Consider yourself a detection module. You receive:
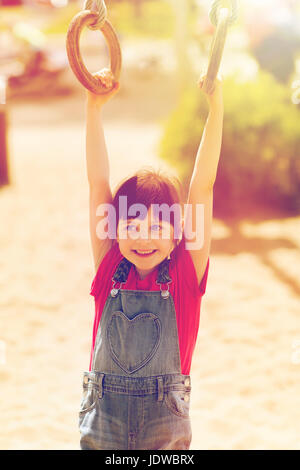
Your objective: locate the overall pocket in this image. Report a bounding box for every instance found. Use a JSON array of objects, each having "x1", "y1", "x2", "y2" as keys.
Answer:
[
  {"x1": 107, "y1": 311, "x2": 161, "y2": 374},
  {"x1": 79, "y1": 374, "x2": 99, "y2": 416},
  {"x1": 164, "y1": 389, "x2": 191, "y2": 419}
]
